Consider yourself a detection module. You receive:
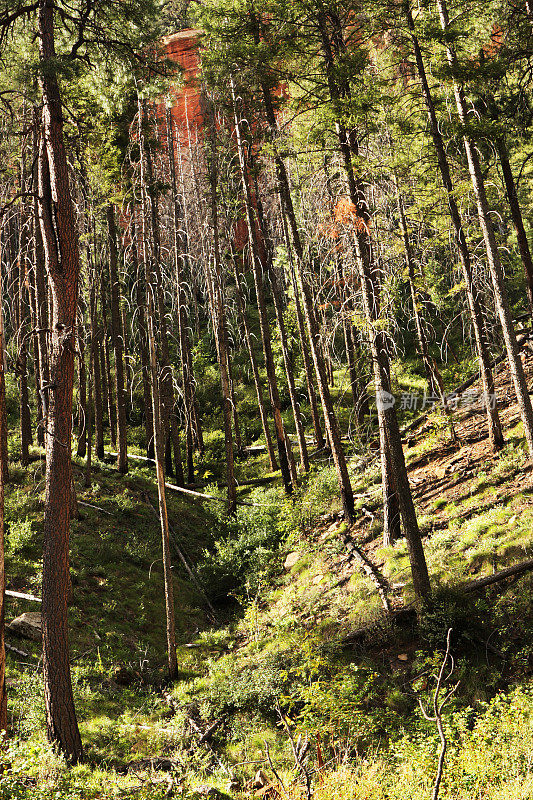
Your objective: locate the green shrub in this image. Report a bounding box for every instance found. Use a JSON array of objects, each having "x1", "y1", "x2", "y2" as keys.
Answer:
[
  {"x1": 418, "y1": 589, "x2": 486, "y2": 651},
  {"x1": 6, "y1": 518, "x2": 35, "y2": 554},
  {"x1": 198, "y1": 487, "x2": 284, "y2": 598}
]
